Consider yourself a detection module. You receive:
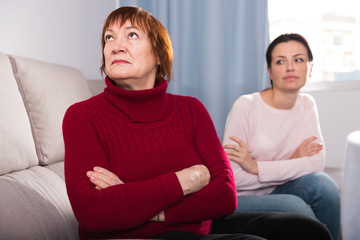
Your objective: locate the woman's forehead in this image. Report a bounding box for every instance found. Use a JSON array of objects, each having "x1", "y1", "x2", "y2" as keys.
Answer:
[
  {"x1": 272, "y1": 41, "x2": 307, "y2": 56},
  {"x1": 108, "y1": 17, "x2": 146, "y2": 32}
]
